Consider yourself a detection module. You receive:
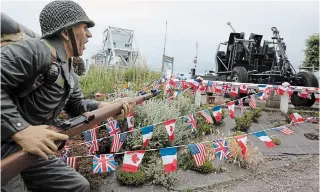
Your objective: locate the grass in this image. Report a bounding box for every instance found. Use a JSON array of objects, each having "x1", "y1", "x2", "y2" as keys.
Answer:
[{"x1": 79, "y1": 64, "x2": 162, "y2": 98}]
